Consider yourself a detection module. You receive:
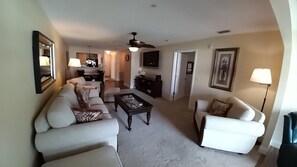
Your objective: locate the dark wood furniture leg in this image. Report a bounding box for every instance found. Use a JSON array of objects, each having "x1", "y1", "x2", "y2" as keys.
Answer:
[
  {"x1": 114, "y1": 101, "x2": 118, "y2": 112},
  {"x1": 146, "y1": 111, "x2": 151, "y2": 125},
  {"x1": 128, "y1": 115, "x2": 132, "y2": 131}
]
